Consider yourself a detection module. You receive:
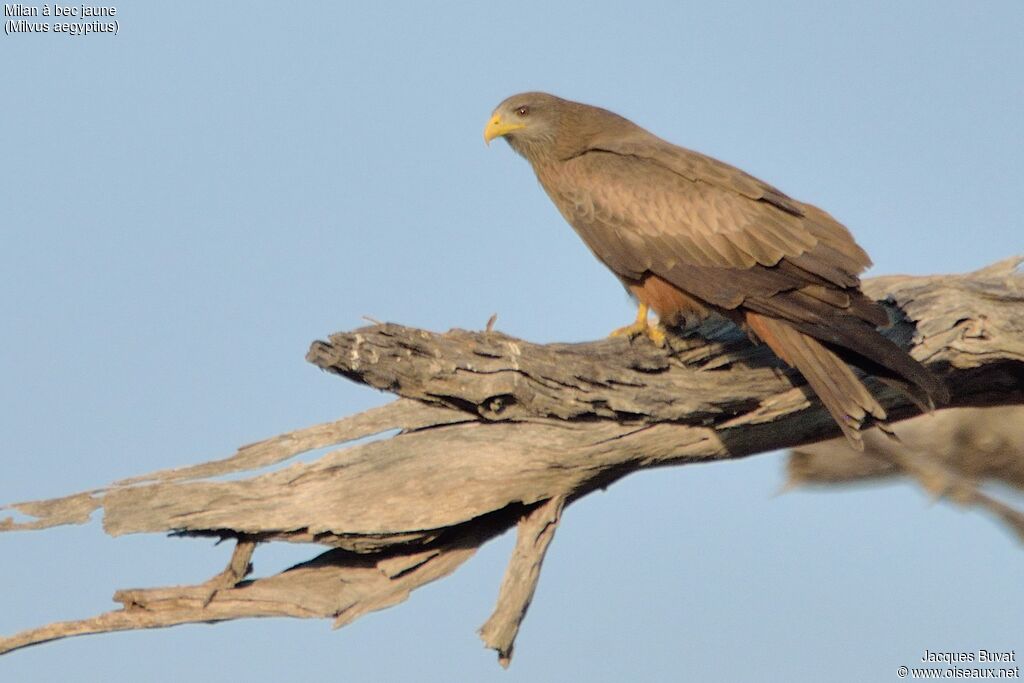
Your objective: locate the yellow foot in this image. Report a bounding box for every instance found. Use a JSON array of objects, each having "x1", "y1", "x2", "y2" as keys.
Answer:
[{"x1": 609, "y1": 303, "x2": 667, "y2": 347}]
